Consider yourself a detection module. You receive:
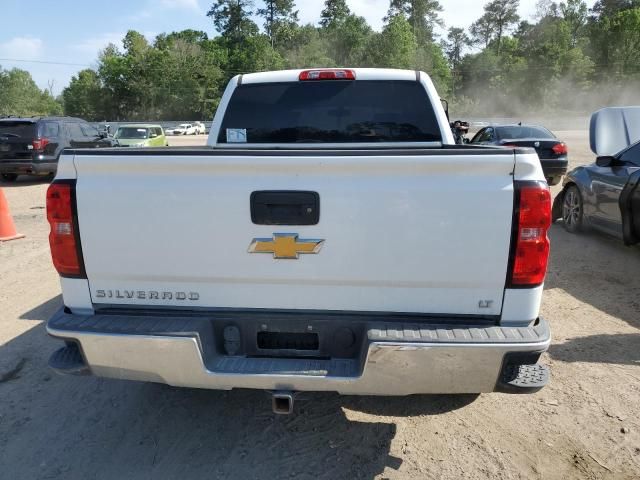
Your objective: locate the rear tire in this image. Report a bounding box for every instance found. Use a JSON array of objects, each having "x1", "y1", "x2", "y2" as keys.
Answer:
[
  {"x1": 562, "y1": 185, "x2": 584, "y2": 233},
  {"x1": 1, "y1": 173, "x2": 18, "y2": 182}
]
